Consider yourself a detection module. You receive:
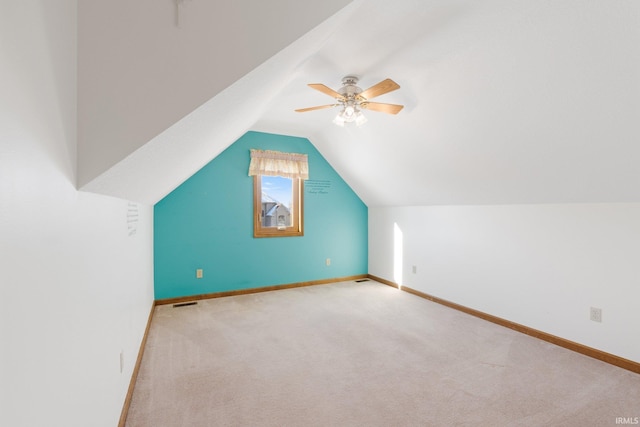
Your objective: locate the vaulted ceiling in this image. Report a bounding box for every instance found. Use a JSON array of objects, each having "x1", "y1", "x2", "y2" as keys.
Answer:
[{"x1": 78, "y1": 0, "x2": 640, "y2": 207}]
